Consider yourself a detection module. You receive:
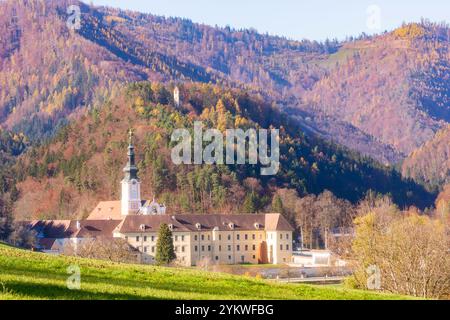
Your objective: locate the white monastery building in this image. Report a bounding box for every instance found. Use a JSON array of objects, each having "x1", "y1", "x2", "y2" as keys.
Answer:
[{"x1": 24, "y1": 132, "x2": 294, "y2": 266}]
